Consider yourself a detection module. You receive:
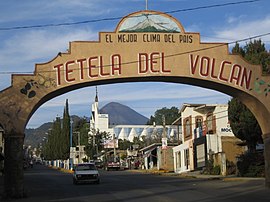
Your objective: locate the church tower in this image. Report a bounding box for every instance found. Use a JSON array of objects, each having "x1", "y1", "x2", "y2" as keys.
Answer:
[{"x1": 90, "y1": 86, "x2": 99, "y2": 131}]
